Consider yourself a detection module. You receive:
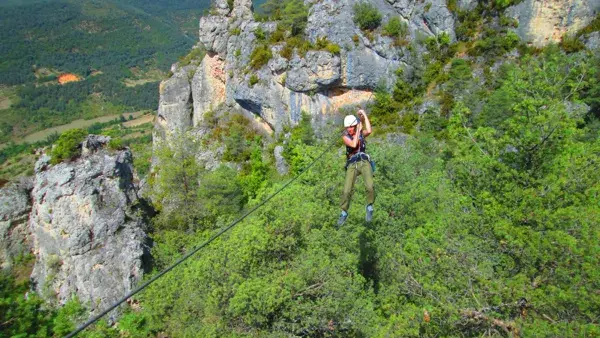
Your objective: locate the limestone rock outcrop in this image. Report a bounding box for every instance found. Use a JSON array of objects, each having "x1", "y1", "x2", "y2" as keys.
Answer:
[
  {"x1": 154, "y1": 0, "x2": 600, "y2": 170},
  {"x1": 507, "y1": 0, "x2": 600, "y2": 47},
  {"x1": 0, "y1": 179, "x2": 33, "y2": 269},
  {"x1": 155, "y1": 0, "x2": 455, "y2": 140},
  {"x1": 29, "y1": 135, "x2": 150, "y2": 316}
]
